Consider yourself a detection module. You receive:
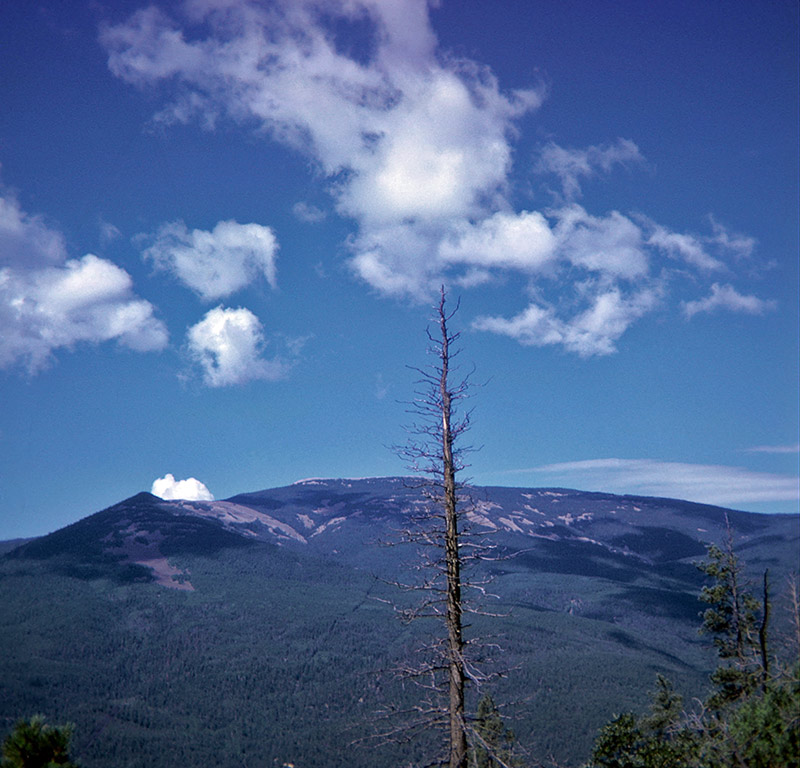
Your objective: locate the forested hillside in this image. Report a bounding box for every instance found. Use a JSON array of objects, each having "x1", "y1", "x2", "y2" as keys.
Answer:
[{"x1": 1, "y1": 479, "x2": 797, "y2": 766}]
